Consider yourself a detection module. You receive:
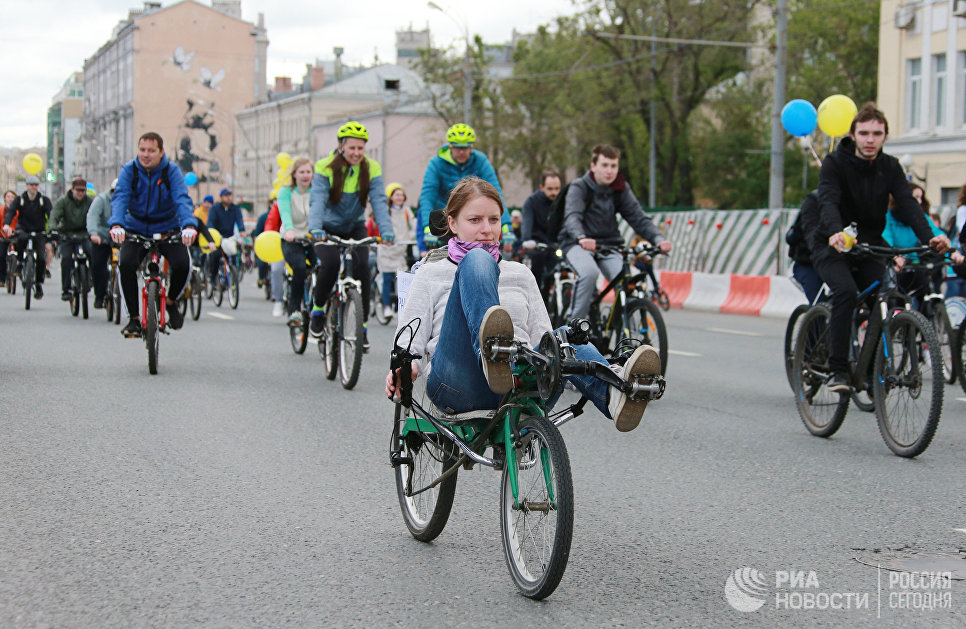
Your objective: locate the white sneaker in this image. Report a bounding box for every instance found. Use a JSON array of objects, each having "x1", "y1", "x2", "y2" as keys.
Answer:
[
  {"x1": 383, "y1": 305, "x2": 394, "y2": 319},
  {"x1": 479, "y1": 305, "x2": 514, "y2": 394},
  {"x1": 607, "y1": 345, "x2": 661, "y2": 432},
  {"x1": 272, "y1": 301, "x2": 284, "y2": 317}
]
